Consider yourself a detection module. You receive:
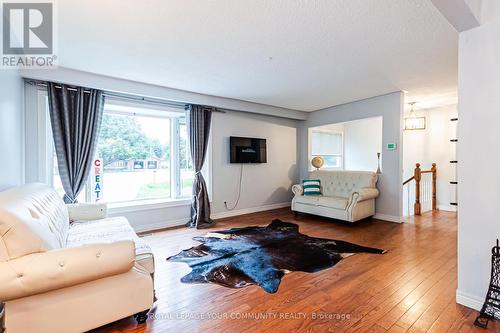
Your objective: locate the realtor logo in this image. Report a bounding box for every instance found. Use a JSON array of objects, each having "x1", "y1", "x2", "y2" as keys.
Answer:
[{"x1": 1, "y1": 1, "x2": 57, "y2": 68}]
